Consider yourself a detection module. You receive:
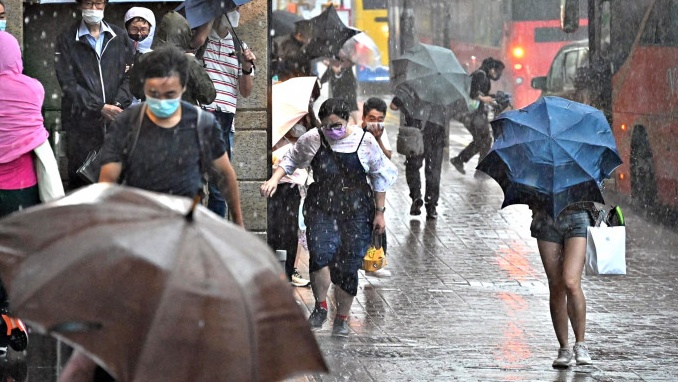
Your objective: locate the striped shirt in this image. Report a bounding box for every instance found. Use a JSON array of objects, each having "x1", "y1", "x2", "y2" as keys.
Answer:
[{"x1": 203, "y1": 30, "x2": 241, "y2": 113}]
